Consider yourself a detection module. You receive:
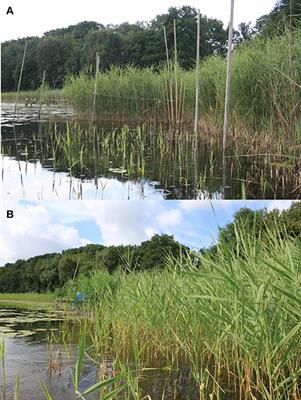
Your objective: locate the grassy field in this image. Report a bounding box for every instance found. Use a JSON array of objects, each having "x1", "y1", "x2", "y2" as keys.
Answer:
[
  {"x1": 64, "y1": 226, "x2": 301, "y2": 399},
  {"x1": 0, "y1": 292, "x2": 56, "y2": 304}
]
